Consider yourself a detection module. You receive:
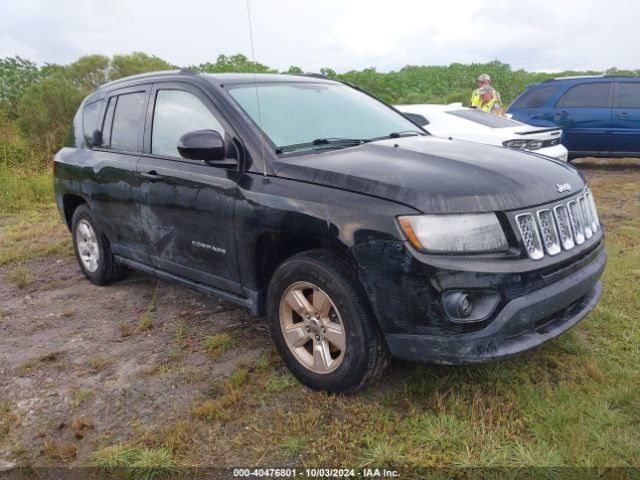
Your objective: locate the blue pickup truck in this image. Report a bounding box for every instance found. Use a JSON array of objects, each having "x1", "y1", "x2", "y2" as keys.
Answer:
[{"x1": 507, "y1": 76, "x2": 640, "y2": 160}]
